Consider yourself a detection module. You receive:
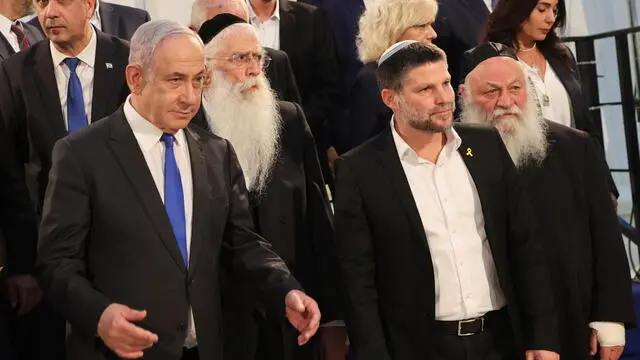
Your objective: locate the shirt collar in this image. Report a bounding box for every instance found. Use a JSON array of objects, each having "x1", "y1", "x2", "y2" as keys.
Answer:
[
  {"x1": 0, "y1": 14, "x2": 14, "y2": 42},
  {"x1": 247, "y1": 0, "x2": 281, "y2": 23},
  {"x1": 50, "y1": 25, "x2": 98, "y2": 69},
  {"x1": 124, "y1": 95, "x2": 187, "y2": 152},
  {"x1": 91, "y1": 0, "x2": 102, "y2": 30},
  {"x1": 390, "y1": 116, "x2": 462, "y2": 162}
]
